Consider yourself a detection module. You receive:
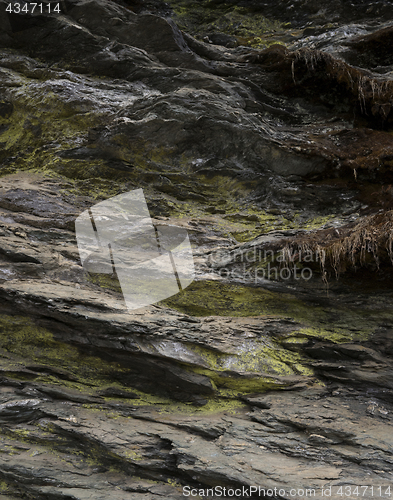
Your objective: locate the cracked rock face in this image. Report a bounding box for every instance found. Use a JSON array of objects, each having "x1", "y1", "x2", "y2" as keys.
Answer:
[{"x1": 0, "y1": 0, "x2": 393, "y2": 498}]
